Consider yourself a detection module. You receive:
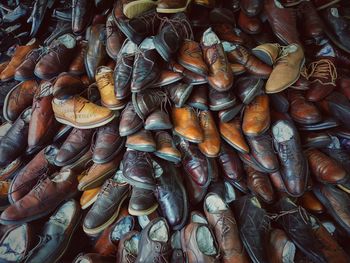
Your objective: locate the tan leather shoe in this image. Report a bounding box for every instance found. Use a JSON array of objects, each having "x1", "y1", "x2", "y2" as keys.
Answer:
[
  {"x1": 126, "y1": 129, "x2": 156, "y2": 152},
  {"x1": 157, "y1": 0, "x2": 192, "y2": 13},
  {"x1": 0, "y1": 61, "x2": 9, "y2": 74},
  {"x1": 266, "y1": 44, "x2": 305, "y2": 94},
  {"x1": 80, "y1": 186, "x2": 101, "y2": 210},
  {"x1": 243, "y1": 95, "x2": 270, "y2": 136},
  {"x1": 96, "y1": 66, "x2": 126, "y2": 110},
  {"x1": 154, "y1": 131, "x2": 181, "y2": 163},
  {"x1": 199, "y1": 111, "x2": 221, "y2": 157},
  {"x1": 52, "y1": 96, "x2": 115, "y2": 129},
  {"x1": 219, "y1": 118, "x2": 249, "y2": 154},
  {"x1": 172, "y1": 106, "x2": 204, "y2": 143},
  {"x1": 0, "y1": 39, "x2": 39, "y2": 81},
  {"x1": 252, "y1": 43, "x2": 280, "y2": 66}
]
